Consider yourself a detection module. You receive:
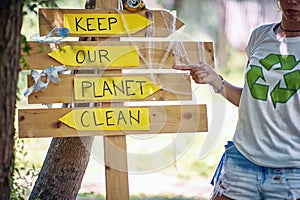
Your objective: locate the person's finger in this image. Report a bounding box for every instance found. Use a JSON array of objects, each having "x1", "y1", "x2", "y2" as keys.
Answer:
[{"x1": 199, "y1": 72, "x2": 207, "y2": 79}]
